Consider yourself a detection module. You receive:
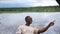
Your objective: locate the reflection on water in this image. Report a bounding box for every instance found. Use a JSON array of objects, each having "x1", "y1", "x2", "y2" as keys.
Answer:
[{"x1": 0, "y1": 13, "x2": 60, "y2": 34}]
